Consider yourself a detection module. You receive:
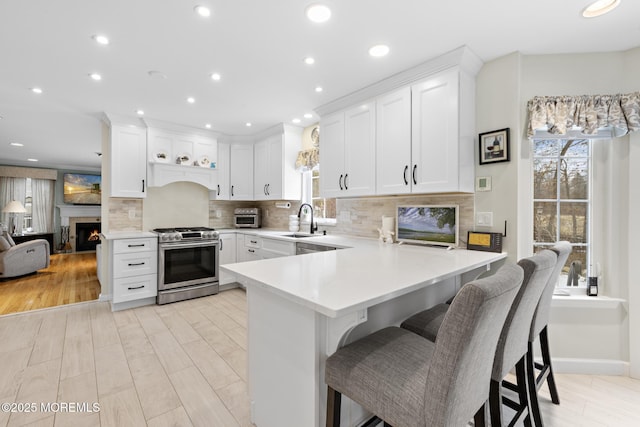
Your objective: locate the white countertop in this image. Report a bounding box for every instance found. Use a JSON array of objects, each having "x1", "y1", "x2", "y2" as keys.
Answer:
[
  {"x1": 222, "y1": 234, "x2": 507, "y2": 317},
  {"x1": 100, "y1": 231, "x2": 157, "y2": 240}
]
